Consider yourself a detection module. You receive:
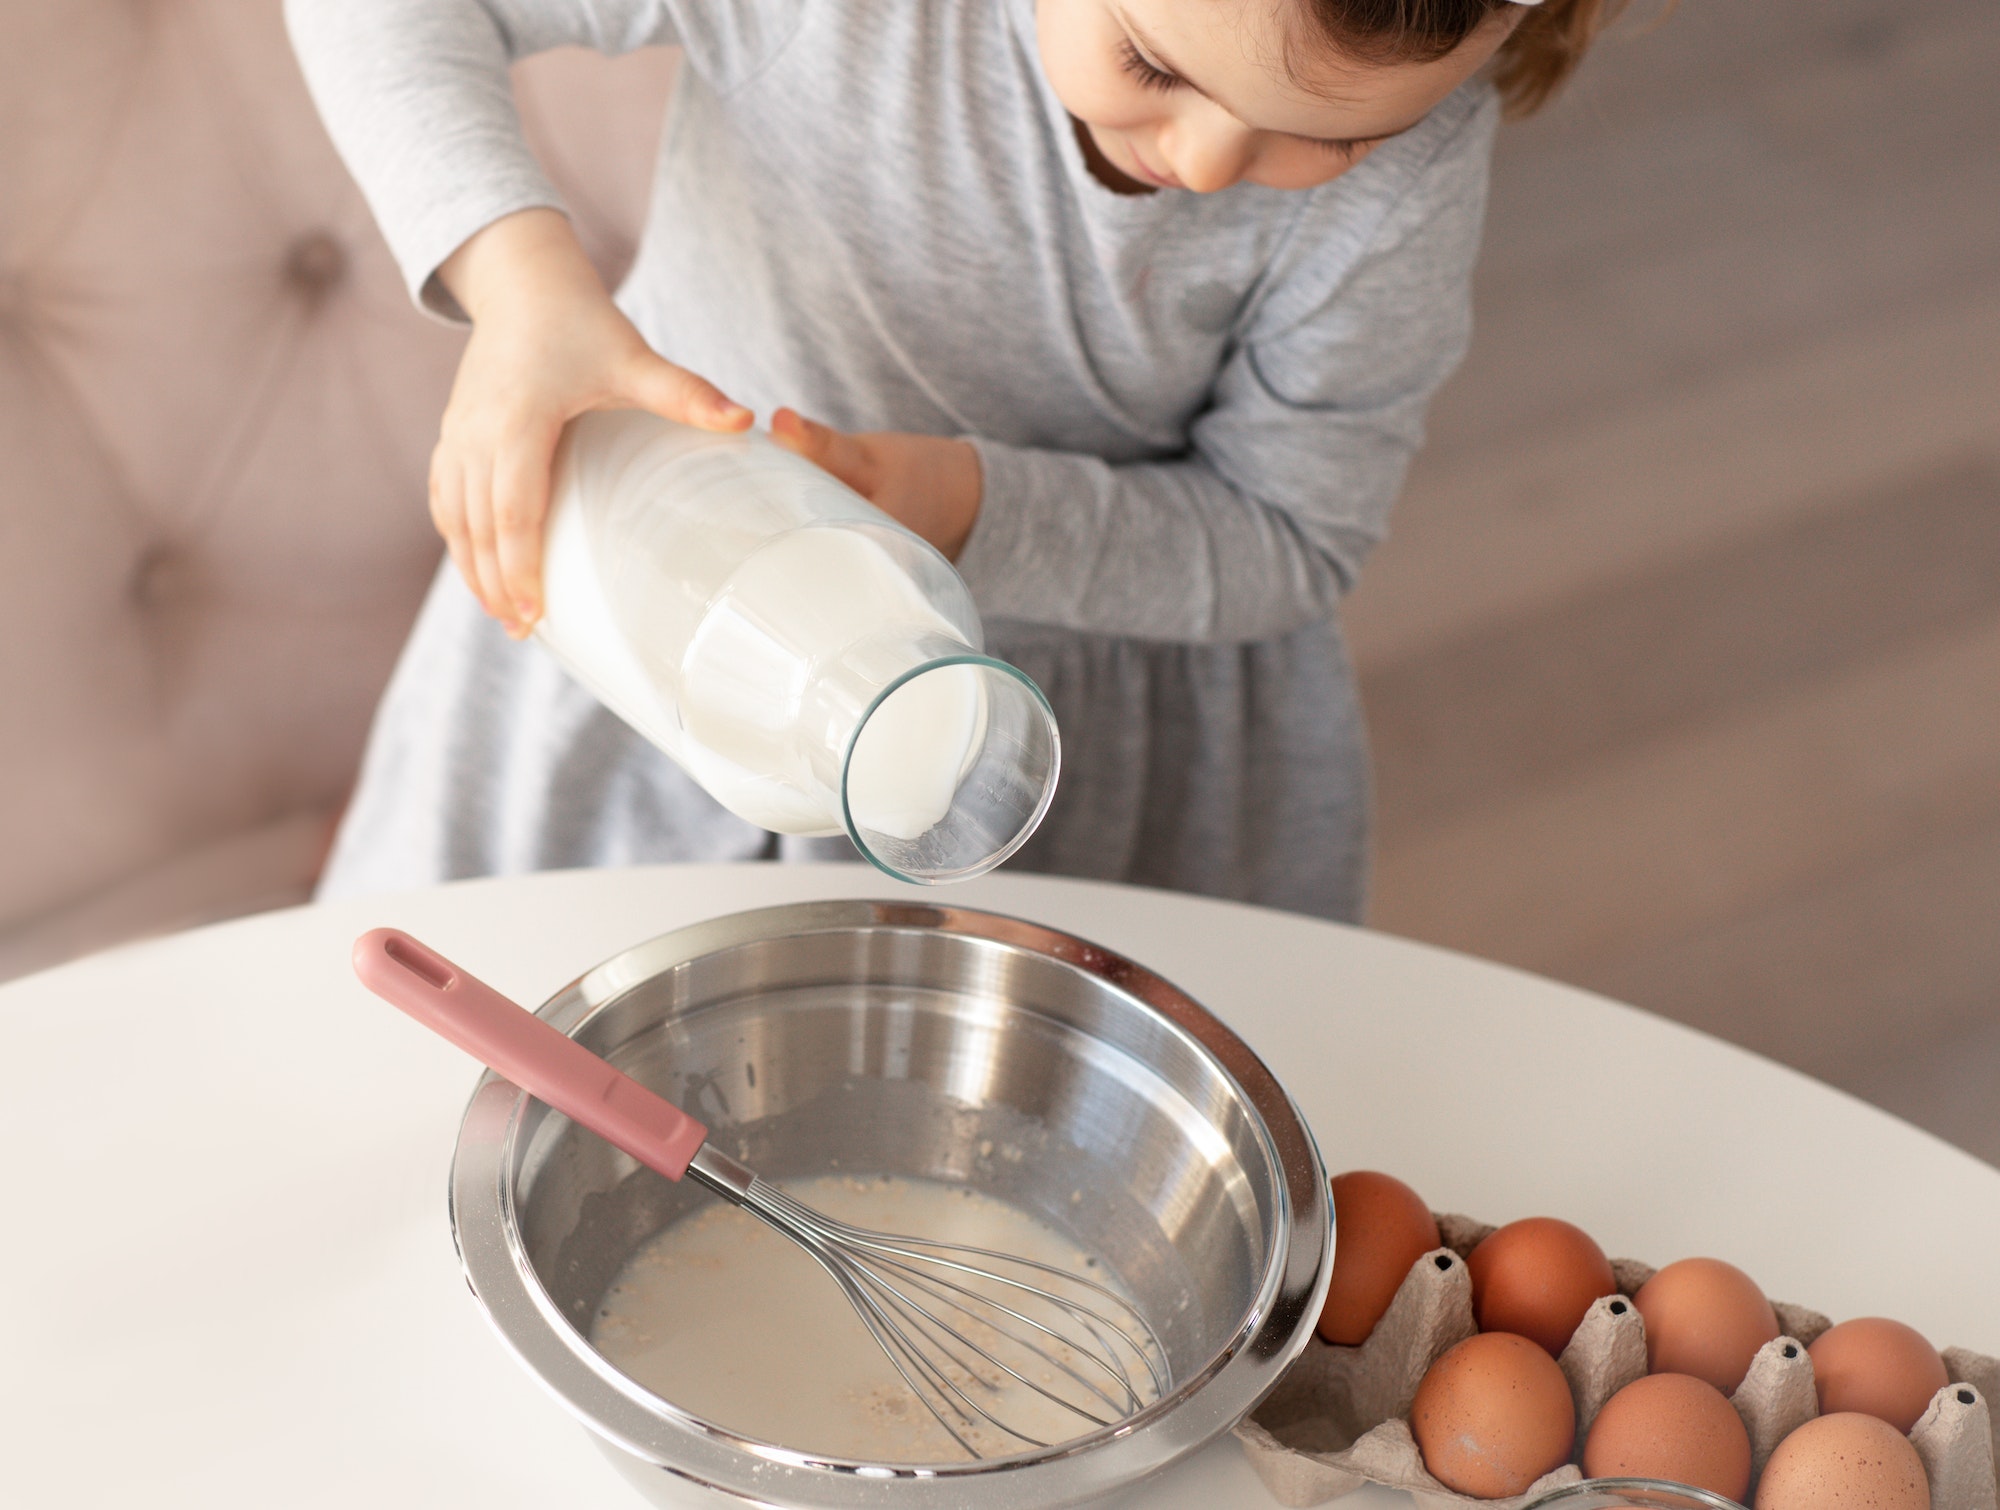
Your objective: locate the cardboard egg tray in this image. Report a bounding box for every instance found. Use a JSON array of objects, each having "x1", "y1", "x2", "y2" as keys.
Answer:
[{"x1": 1234, "y1": 1213, "x2": 2000, "y2": 1509}]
